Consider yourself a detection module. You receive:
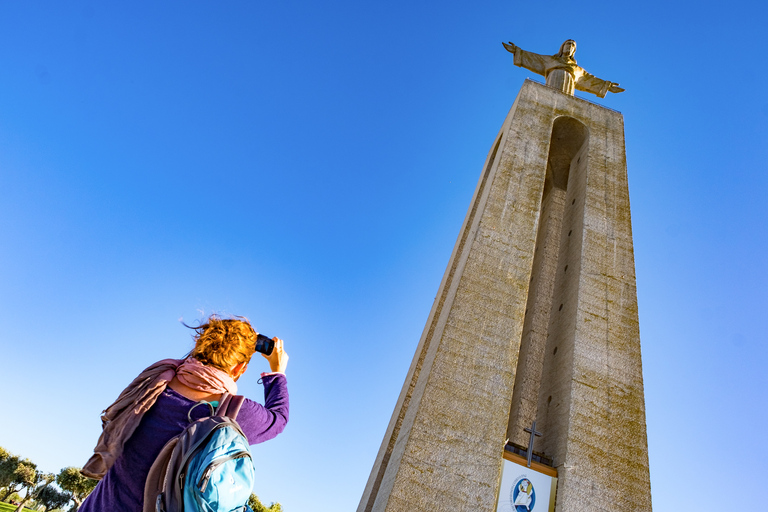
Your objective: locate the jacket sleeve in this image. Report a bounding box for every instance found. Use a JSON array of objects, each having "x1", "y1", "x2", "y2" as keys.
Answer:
[{"x1": 237, "y1": 374, "x2": 289, "y2": 444}]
